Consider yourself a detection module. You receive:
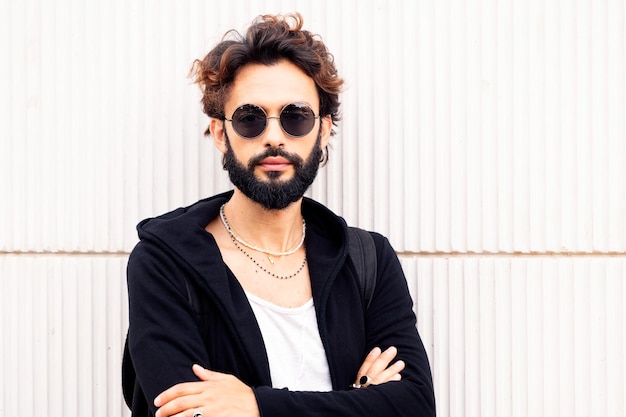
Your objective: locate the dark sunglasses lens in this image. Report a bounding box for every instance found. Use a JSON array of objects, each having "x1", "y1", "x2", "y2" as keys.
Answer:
[
  {"x1": 280, "y1": 104, "x2": 316, "y2": 137},
  {"x1": 231, "y1": 105, "x2": 266, "y2": 138}
]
